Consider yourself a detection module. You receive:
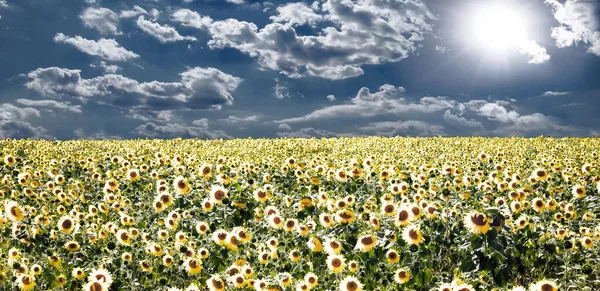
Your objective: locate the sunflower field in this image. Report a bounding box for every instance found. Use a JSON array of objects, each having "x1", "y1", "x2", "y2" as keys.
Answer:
[{"x1": 1, "y1": 137, "x2": 600, "y2": 291}]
